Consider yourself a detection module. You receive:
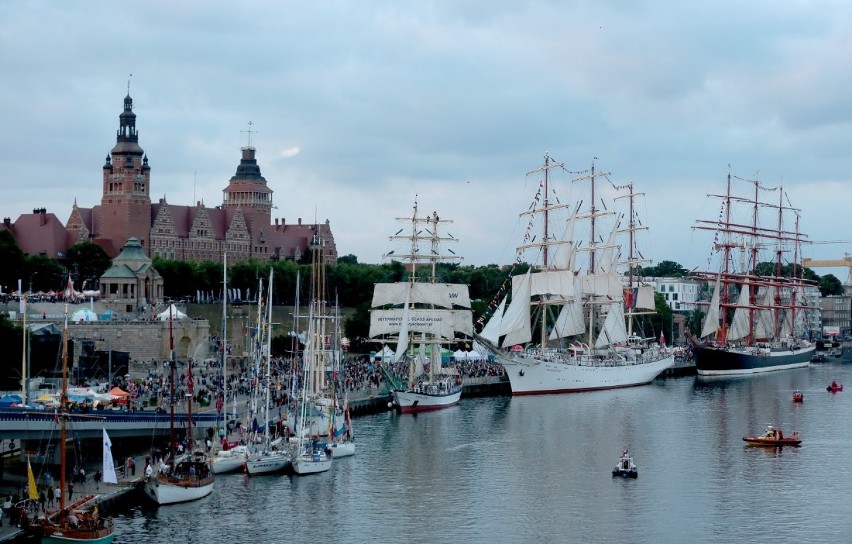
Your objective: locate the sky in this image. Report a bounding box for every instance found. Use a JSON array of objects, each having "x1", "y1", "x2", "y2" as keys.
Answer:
[{"x1": 2, "y1": 1, "x2": 852, "y2": 281}]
